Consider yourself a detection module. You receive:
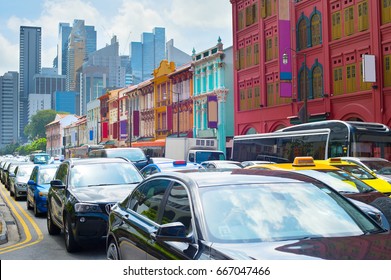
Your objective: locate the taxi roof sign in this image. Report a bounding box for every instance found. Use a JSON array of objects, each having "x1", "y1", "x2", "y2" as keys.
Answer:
[
  {"x1": 328, "y1": 158, "x2": 342, "y2": 163},
  {"x1": 292, "y1": 157, "x2": 316, "y2": 166}
]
